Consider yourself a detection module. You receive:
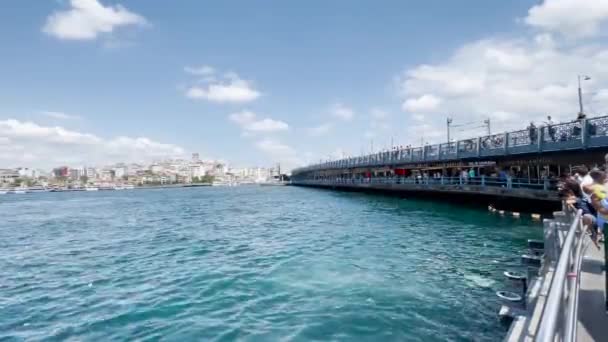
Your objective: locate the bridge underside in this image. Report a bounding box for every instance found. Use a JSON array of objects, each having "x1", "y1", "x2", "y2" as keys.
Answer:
[{"x1": 294, "y1": 181, "x2": 560, "y2": 214}]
